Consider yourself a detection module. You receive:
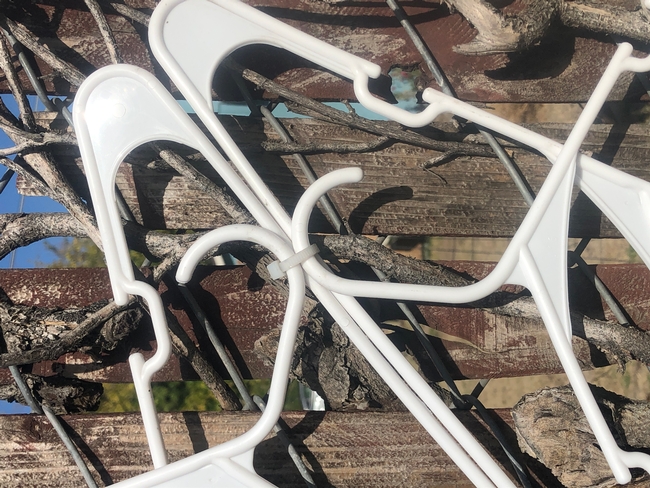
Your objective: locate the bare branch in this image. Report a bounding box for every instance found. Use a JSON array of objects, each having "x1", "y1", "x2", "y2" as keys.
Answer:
[
  {"x1": 20, "y1": 151, "x2": 101, "y2": 245},
  {"x1": 0, "y1": 131, "x2": 77, "y2": 157},
  {"x1": 0, "y1": 16, "x2": 86, "y2": 86},
  {"x1": 574, "y1": 312, "x2": 650, "y2": 368},
  {"x1": 0, "y1": 92, "x2": 19, "y2": 127},
  {"x1": 0, "y1": 267, "x2": 239, "y2": 411},
  {"x1": 152, "y1": 143, "x2": 255, "y2": 226},
  {"x1": 262, "y1": 136, "x2": 390, "y2": 154},
  {"x1": 0, "y1": 213, "x2": 86, "y2": 261},
  {"x1": 0, "y1": 32, "x2": 36, "y2": 130},
  {"x1": 0, "y1": 117, "x2": 39, "y2": 142},
  {"x1": 448, "y1": 0, "x2": 561, "y2": 55},
  {"x1": 319, "y1": 234, "x2": 469, "y2": 287},
  {"x1": 560, "y1": 0, "x2": 650, "y2": 44},
  {"x1": 0, "y1": 298, "x2": 139, "y2": 368},
  {"x1": 0, "y1": 374, "x2": 103, "y2": 414},
  {"x1": 448, "y1": 0, "x2": 650, "y2": 56},
  {"x1": 513, "y1": 386, "x2": 650, "y2": 487},
  {"x1": 227, "y1": 60, "x2": 497, "y2": 159},
  {"x1": 0, "y1": 212, "x2": 208, "y2": 266},
  {"x1": 318, "y1": 234, "x2": 650, "y2": 370},
  {"x1": 83, "y1": 0, "x2": 122, "y2": 64},
  {"x1": 0, "y1": 155, "x2": 51, "y2": 197},
  {"x1": 164, "y1": 308, "x2": 241, "y2": 410},
  {"x1": 109, "y1": 3, "x2": 151, "y2": 26},
  {"x1": 0, "y1": 265, "x2": 240, "y2": 412}
]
